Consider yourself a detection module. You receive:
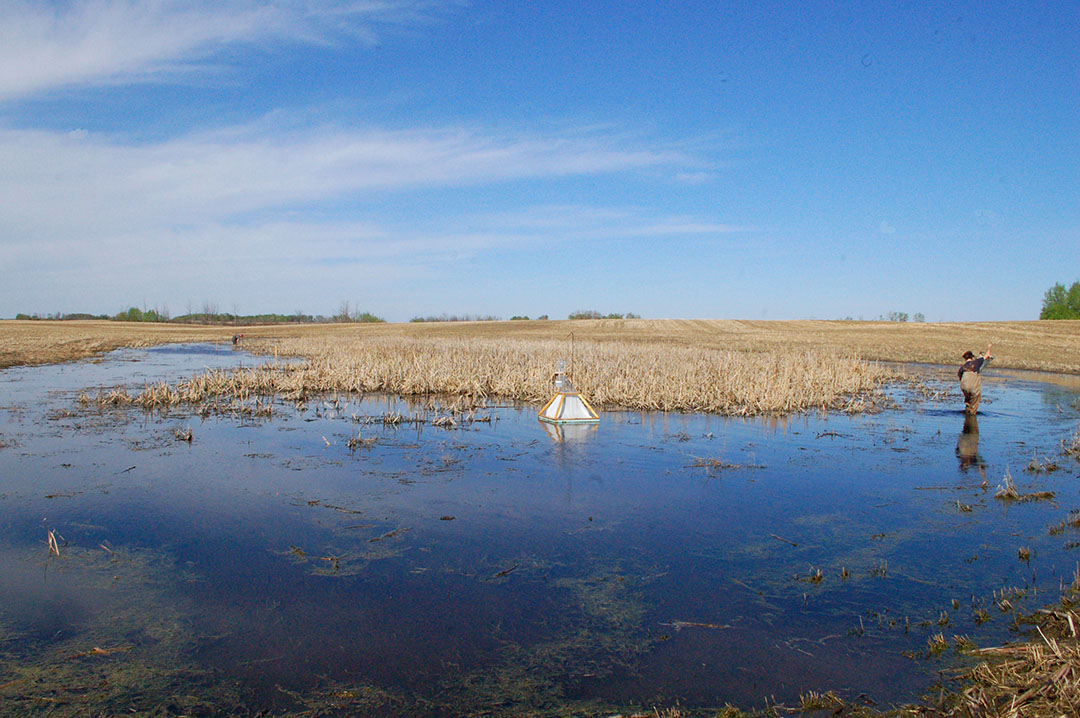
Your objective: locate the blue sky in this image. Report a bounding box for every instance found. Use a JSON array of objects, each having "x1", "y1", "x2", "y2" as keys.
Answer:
[{"x1": 1, "y1": 0, "x2": 1076, "y2": 322}]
